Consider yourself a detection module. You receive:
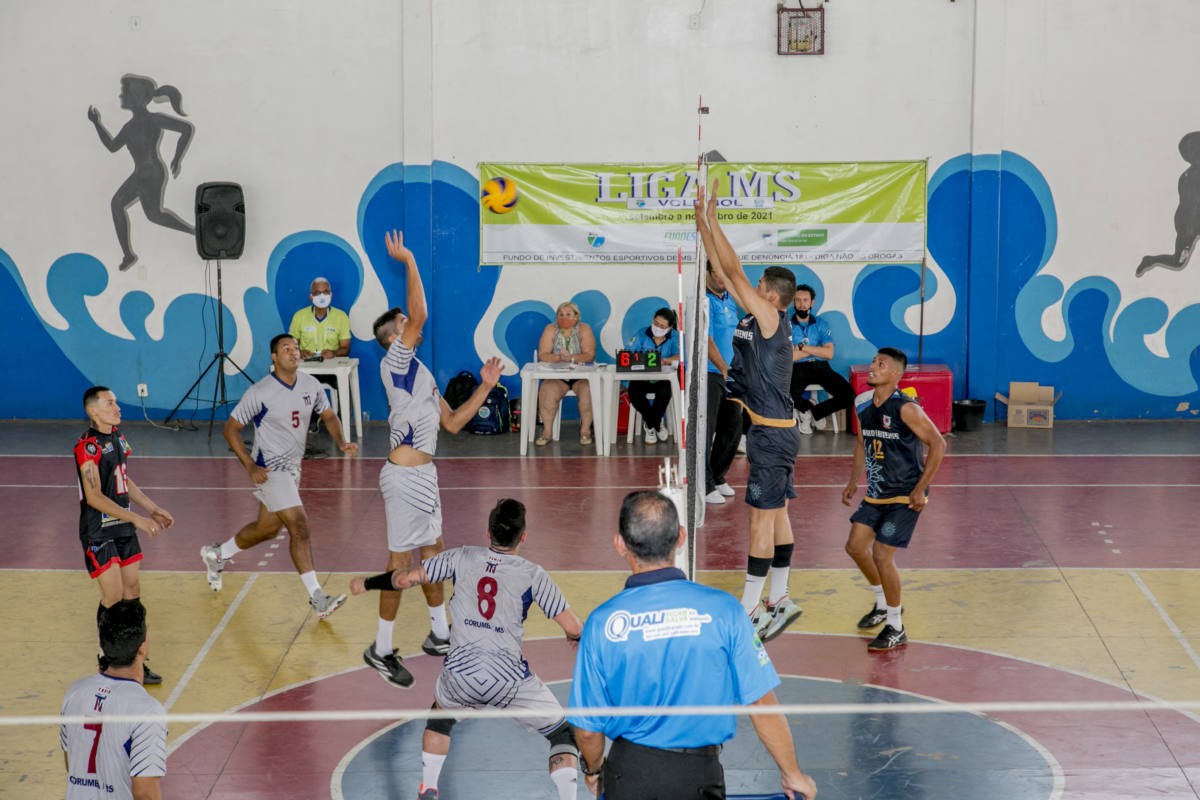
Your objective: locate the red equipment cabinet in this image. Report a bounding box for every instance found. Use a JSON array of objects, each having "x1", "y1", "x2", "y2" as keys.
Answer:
[{"x1": 849, "y1": 363, "x2": 953, "y2": 434}]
